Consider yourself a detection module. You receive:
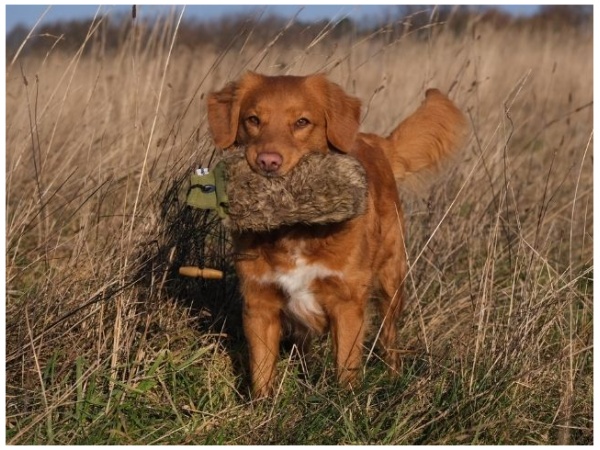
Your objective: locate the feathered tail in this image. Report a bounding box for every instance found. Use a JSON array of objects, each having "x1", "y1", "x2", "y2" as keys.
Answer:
[{"x1": 384, "y1": 88, "x2": 468, "y2": 180}]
